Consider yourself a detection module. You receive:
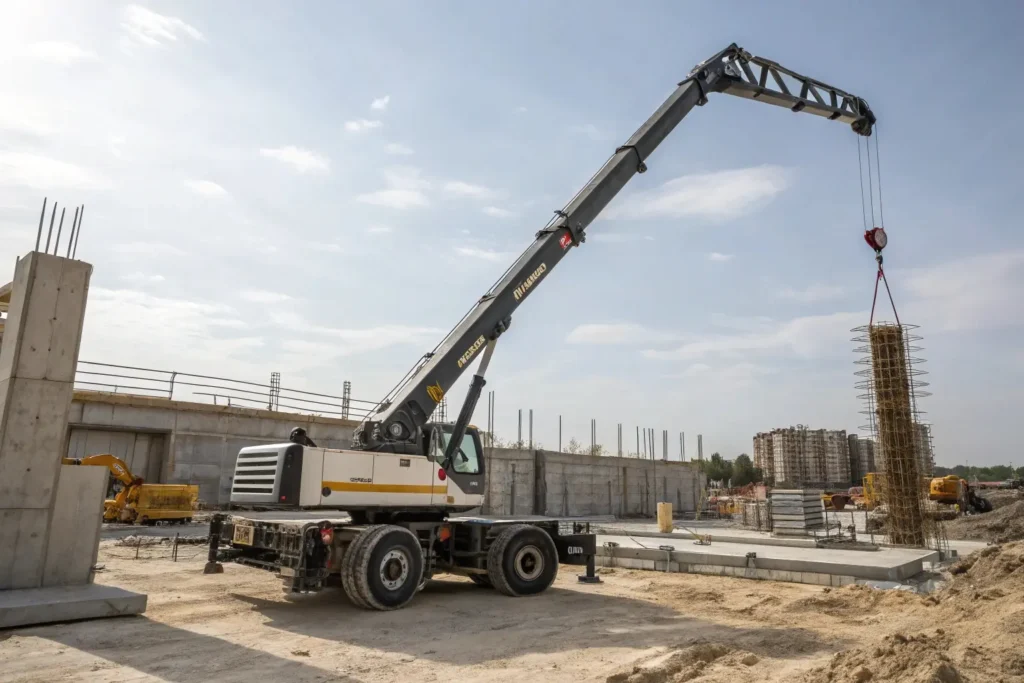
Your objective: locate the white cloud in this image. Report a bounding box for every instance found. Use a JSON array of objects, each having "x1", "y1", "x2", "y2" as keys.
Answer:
[
  {"x1": 567, "y1": 323, "x2": 678, "y2": 345},
  {"x1": 240, "y1": 290, "x2": 292, "y2": 304},
  {"x1": 370, "y1": 95, "x2": 390, "y2": 111},
  {"x1": 643, "y1": 311, "x2": 865, "y2": 362},
  {"x1": 80, "y1": 289, "x2": 260, "y2": 378},
  {"x1": 0, "y1": 151, "x2": 111, "y2": 190},
  {"x1": 482, "y1": 206, "x2": 515, "y2": 219},
  {"x1": 707, "y1": 252, "x2": 734, "y2": 262},
  {"x1": 184, "y1": 179, "x2": 227, "y2": 197},
  {"x1": 569, "y1": 123, "x2": 606, "y2": 141},
  {"x1": 443, "y1": 180, "x2": 500, "y2": 200},
  {"x1": 344, "y1": 119, "x2": 383, "y2": 133},
  {"x1": 516, "y1": 106, "x2": 528, "y2": 113},
  {"x1": 456, "y1": 246, "x2": 510, "y2": 262},
  {"x1": 19, "y1": 41, "x2": 97, "y2": 65},
  {"x1": 113, "y1": 242, "x2": 186, "y2": 257},
  {"x1": 311, "y1": 242, "x2": 344, "y2": 253},
  {"x1": 280, "y1": 323, "x2": 443, "y2": 359},
  {"x1": 606, "y1": 165, "x2": 790, "y2": 221},
  {"x1": 259, "y1": 146, "x2": 330, "y2": 173},
  {"x1": 674, "y1": 362, "x2": 777, "y2": 388},
  {"x1": 367, "y1": 225, "x2": 393, "y2": 234},
  {"x1": 357, "y1": 166, "x2": 430, "y2": 209},
  {"x1": 119, "y1": 273, "x2": 165, "y2": 284},
  {"x1": 778, "y1": 283, "x2": 846, "y2": 303},
  {"x1": 121, "y1": 5, "x2": 203, "y2": 47},
  {"x1": 900, "y1": 250, "x2": 1024, "y2": 332},
  {"x1": 384, "y1": 143, "x2": 414, "y2": 155}
]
